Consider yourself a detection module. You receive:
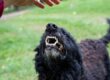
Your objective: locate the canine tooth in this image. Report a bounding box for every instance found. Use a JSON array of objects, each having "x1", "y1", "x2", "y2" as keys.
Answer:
[{"x1": 45, "y1": 36, "x2": 58, "y2": 46}]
